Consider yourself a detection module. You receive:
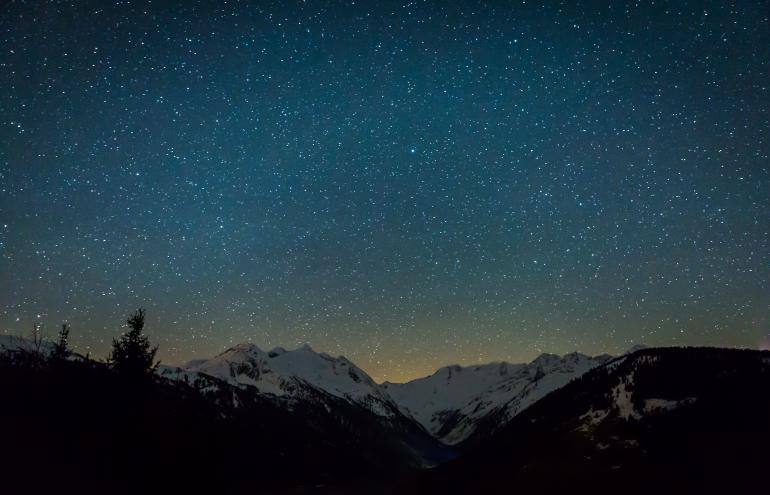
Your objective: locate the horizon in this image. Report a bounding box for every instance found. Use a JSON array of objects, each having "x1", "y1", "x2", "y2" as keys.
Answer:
[{"x1": 1, "y1": 329, "x2": 763, "y2": 383}]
